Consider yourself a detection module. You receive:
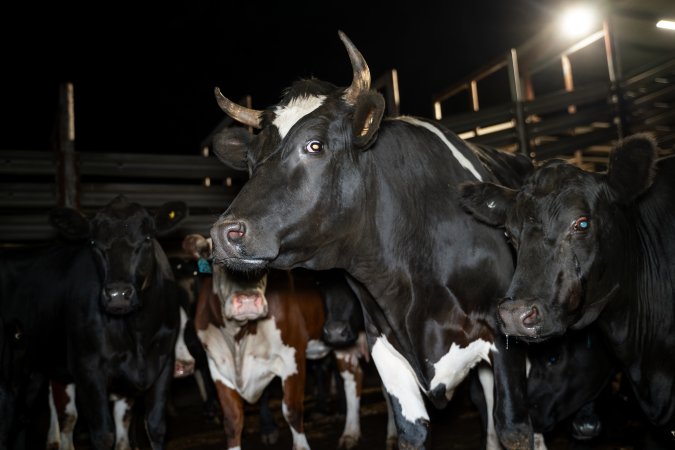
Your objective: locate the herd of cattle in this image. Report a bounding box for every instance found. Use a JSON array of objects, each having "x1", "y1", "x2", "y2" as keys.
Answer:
[{"x1": 1, "y1": 31, "x2": 674, "y2": 450}]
